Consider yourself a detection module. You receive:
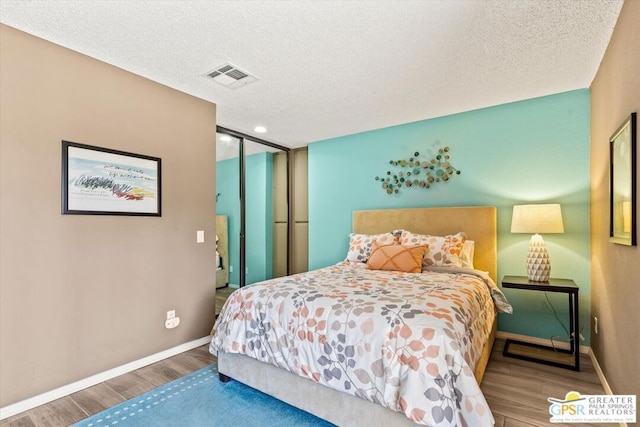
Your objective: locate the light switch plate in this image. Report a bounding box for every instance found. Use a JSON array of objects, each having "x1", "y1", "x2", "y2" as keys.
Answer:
[{"x1": 196, "y1": 230, "x2": 205, "y2": 243}]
